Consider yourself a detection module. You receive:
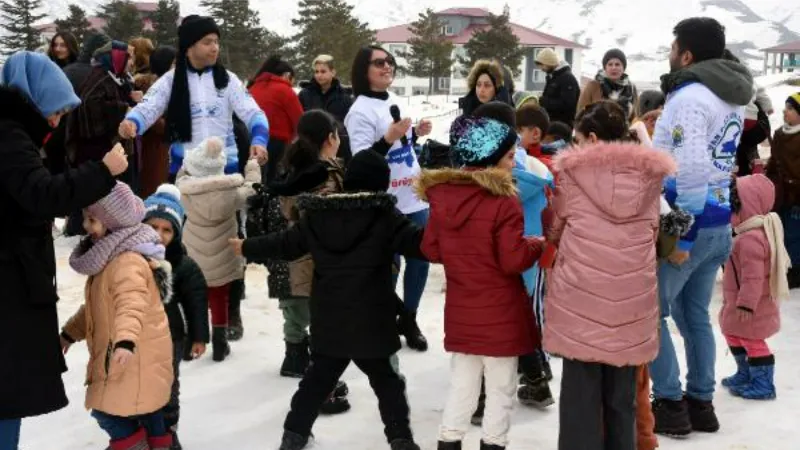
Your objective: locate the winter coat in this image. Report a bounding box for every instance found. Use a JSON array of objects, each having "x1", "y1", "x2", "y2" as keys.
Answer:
[
  {"x1": 0, "y1": 87, "x2": 116, "y2": 420},
  {"x1": 514, "y1": 156, "x2": 555, "y2": 296},
  {"x1": 459, "y1": 59, "x2": 514, "y2": 117},
  {"x1": 720, "y1": 176, "x2": 781, "y2": 341},
  {"x1": 62, "y1": 252, "x2": 173, "y2": 417},
  {"x1": 66, "y1": 67, "x2": 130, "y2": 166},
  {"x1": 578, "y1": 72, "x2": 639, "y2": 120},
  {"x1": 63, "y1": 34, "x2": 111, "y2": 94},
  {"x1": 164, "y1": 235, "x2": 209, "y2": 344},
  {"x1": 539, "y1": 64, "x2": 580, "y2": 127},
  {"x1": 545, "y1": 143, "x2": 675, "y2": 367},
  {"x1": 272, "y1": 160, "x2": 345, "y2": 297},
  {"x1": 766, "y1": 126, "x2": 800, "y2": 209},
  {"x1": 134, "y1": 73, "x2": 170, "y2": 198},
  {"x1": 415, "y1": 168, "x2": 543, "y2": 357},
  {"x1": 177, "y1": 161, "x2": 260, "y2": 287},
  {"x1": 241, "y1": 192, "x2": 424, "y2": 359},
  {"x1": 249, "y1": 72, "x2": 304, "y2": 143},
  {"x1": 298, "y1": 79, "x2": 354, "y2": 161}
]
